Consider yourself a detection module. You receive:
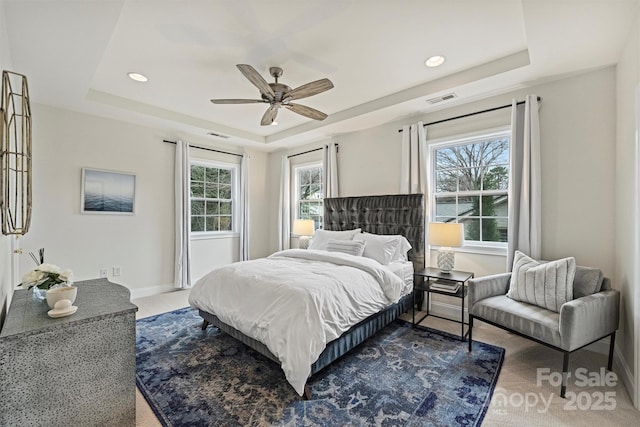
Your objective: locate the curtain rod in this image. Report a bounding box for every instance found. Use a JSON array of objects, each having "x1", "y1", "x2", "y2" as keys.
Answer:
[
  {"x1": 163, "y1": 139, "x2": 243, "y2": 157},
  {"x1": 397, "y1": 96, "x2": 542, "y2": 132},
  {"x1": 287, "y1": 143, "x2": 339, "y2": 158}
]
